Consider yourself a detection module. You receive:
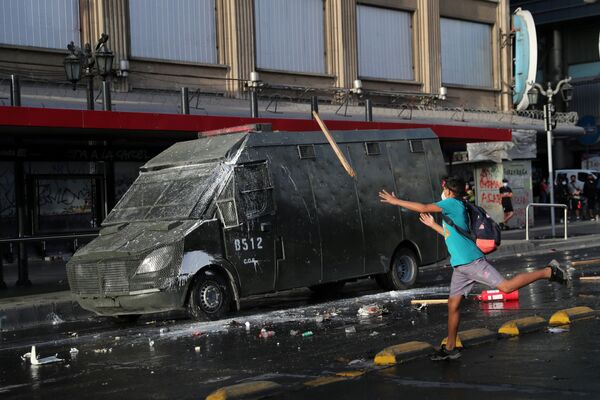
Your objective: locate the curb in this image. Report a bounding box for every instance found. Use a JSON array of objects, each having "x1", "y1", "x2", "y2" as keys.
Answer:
[
  {"x1": 549, "y1": 306, "x2": 596, "y2": 326},
  {"x1": 374, "y1": 341, "x2": 434, "y2": 366},
  {"x1": 0, "y1": 295, "x2": 92, "y2": 332},
  {"x1": 498, "y1": 316, "x2": 547, "y2": 336},
  {"x1": 205, "y1": 381, "x2": 281, "y2": 400},
  {"x1": 303, "y1": 371, "x2": 365, "y2": 388},
  {"x1": 441, "y1": 328, "x2": 497, "y2": 349}
]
